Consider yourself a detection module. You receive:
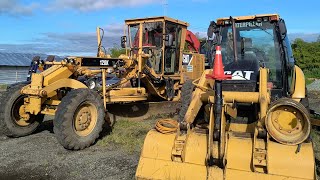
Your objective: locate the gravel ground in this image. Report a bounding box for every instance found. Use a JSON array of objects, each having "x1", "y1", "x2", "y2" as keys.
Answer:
[
  {"x1": 0, "y1": 119, "x2": 139, "y2": 180},
  {"x1": 0, "y1": 88, "x2": 319, "y2": 180},
  {"x1": 309, "y1": 91, "x2": 320, "y2": 113},
  {"x1": 308, "y1": 79, "x2": 320, "y2": 91}
]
